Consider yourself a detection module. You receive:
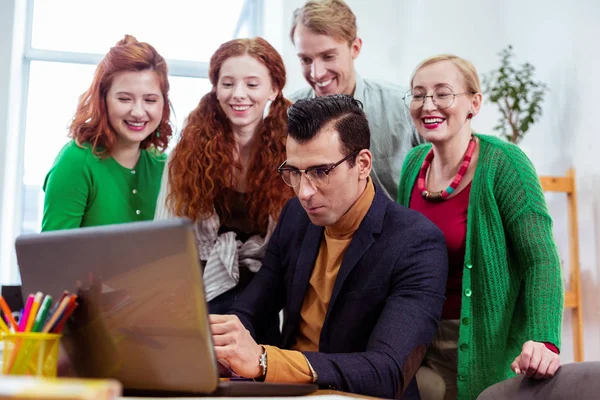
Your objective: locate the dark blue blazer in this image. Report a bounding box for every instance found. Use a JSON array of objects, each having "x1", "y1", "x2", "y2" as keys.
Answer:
[{"x1": 231, "y1": 184, "x2": 448, "y2": 399}]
